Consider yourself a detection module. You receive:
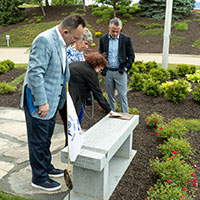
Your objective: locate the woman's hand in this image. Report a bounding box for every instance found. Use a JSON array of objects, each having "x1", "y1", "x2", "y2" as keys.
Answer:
[{"x1": 109, "y1": 110, "x2": 123, "y2": 117}]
